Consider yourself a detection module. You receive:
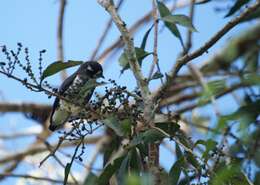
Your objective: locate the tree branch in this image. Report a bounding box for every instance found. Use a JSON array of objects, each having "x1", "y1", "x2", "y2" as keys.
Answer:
[
  {"x1": 57, "y1": 0, "x2": 67, "y2": 80},
  {"x1": 153, "y1": 1, "x2": 260, "y2": 100},
  {"x1": 0, "y1": 173, "x2": 71, "y2": 184}
]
